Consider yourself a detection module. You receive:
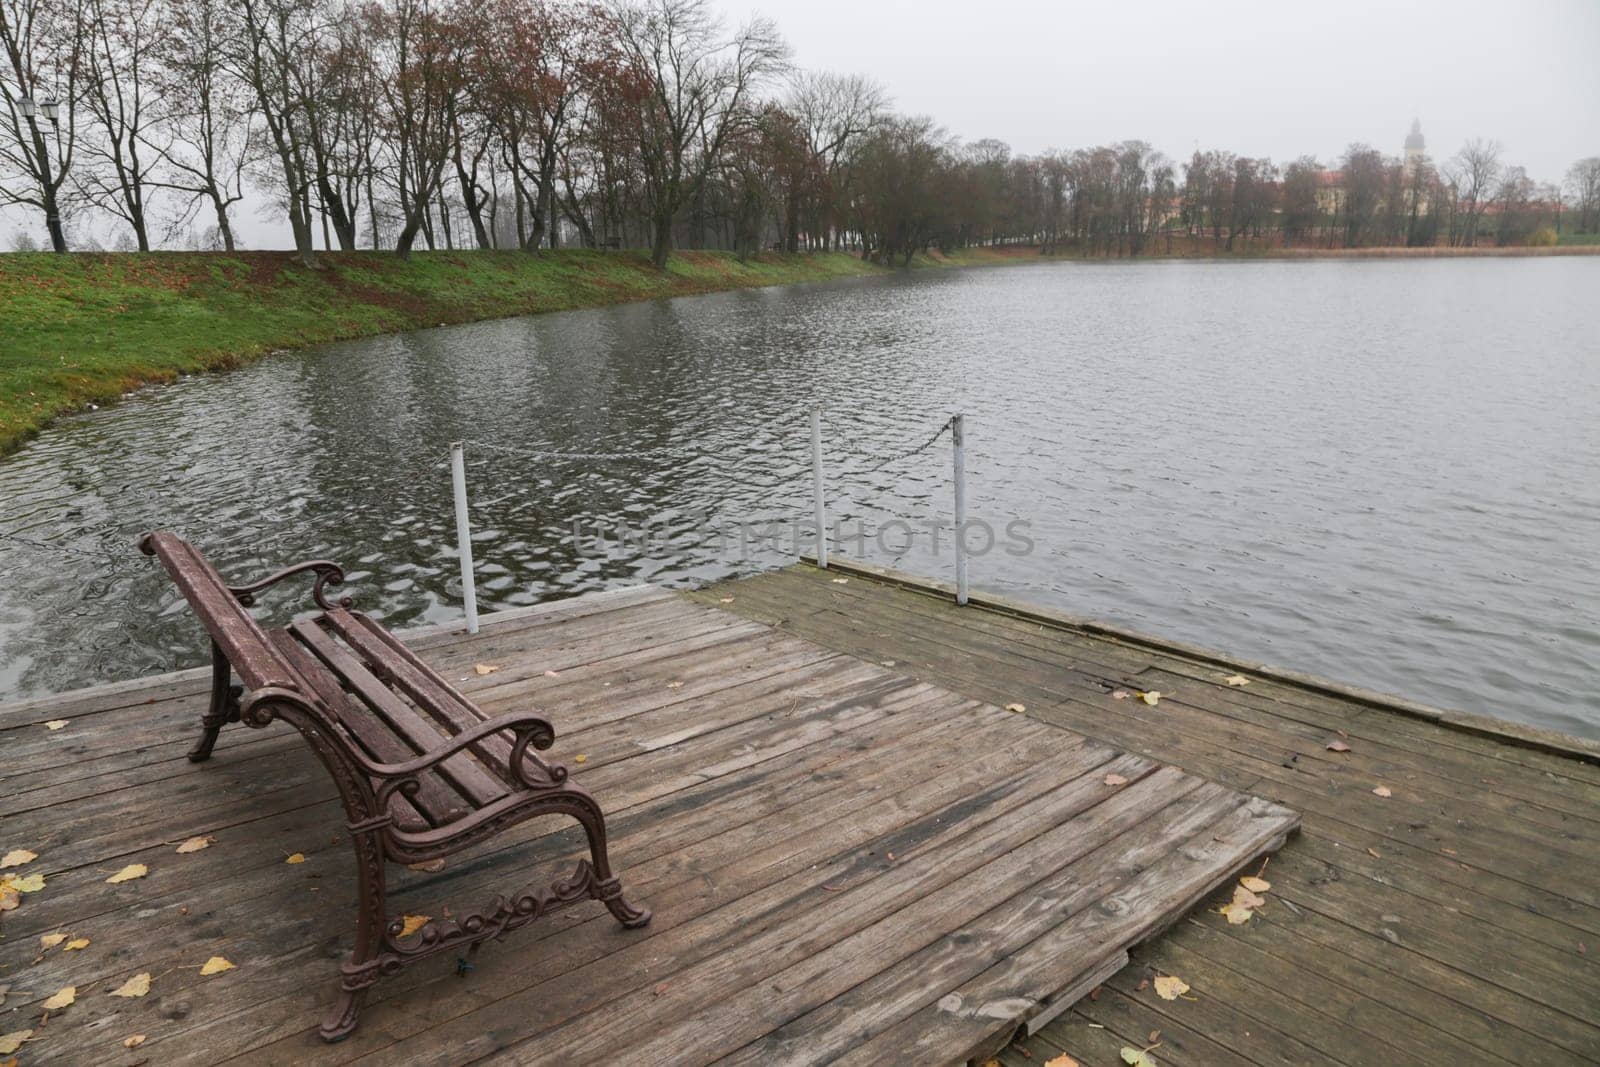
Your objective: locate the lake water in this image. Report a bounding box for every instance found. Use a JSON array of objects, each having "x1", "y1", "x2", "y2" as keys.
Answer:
[{"x1": 2, "y1": 257, "x2": 1597, "y2": 738}]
